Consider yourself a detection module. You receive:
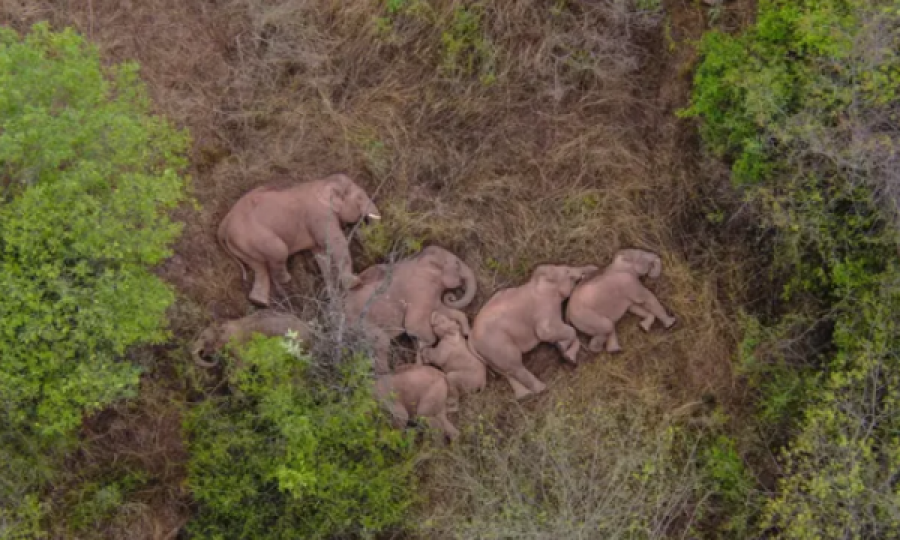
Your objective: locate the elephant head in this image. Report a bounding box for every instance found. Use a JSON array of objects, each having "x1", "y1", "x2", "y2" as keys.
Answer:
[
  {"x1": 532, "y1": 264, "x2": 600, "y2": 298},
  {"x1": 418, "y1": 246, "x2": 477, "y2": 309},
  {"x1": 611, "y1": 248, "x2": 662, "y2": 278},
  {"x1": 431, "y1": 311, "x2": 463, "y2": 339},
  {"x1": 320, "y1": 174, "x2": 381, "y2": 225}
]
